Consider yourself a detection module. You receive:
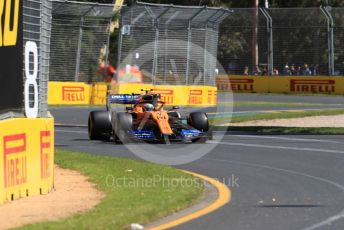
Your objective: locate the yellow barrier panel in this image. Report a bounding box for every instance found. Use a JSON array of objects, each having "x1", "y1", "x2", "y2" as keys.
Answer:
[
  {"x1": 48, "y1": 82, "x2": 91, "y2": 105},
  {"x1": 111, "y1": 83, "x2": 217, "y2": 106},
  {"x1": 217, "y1": 76, "x2": 269, "y2": 93},
  {"x1": 48, "y1": 76, "x2": 344, "y2": 106},
  {"x1": 90, "y1": 82, "x2": 108, "y2": 105},
  {"x1": 217, "y1": 75, "x2": 344, "y2": 95},
  {"x1": 48, "y1": 81, "x2": 217, "y2": 106},
  {"x1": 334, "y1": 78, "x2": 344, "y2": 94},
  {"x1": 286, "y1": 76, "x2": 336, "y2": 94},
  {"x1": 0, "y1": 117, "x2": 54, "y2": 204}
]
